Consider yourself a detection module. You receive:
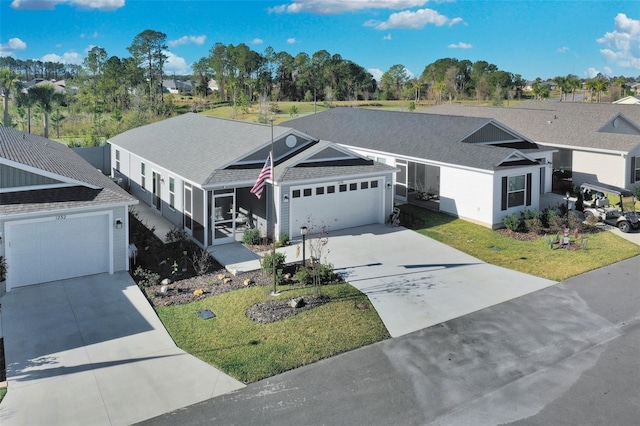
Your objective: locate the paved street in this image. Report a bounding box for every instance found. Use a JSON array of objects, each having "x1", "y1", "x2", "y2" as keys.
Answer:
[{"x1": 141, "y1": 256, "x2": 639, "y2": 426}]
